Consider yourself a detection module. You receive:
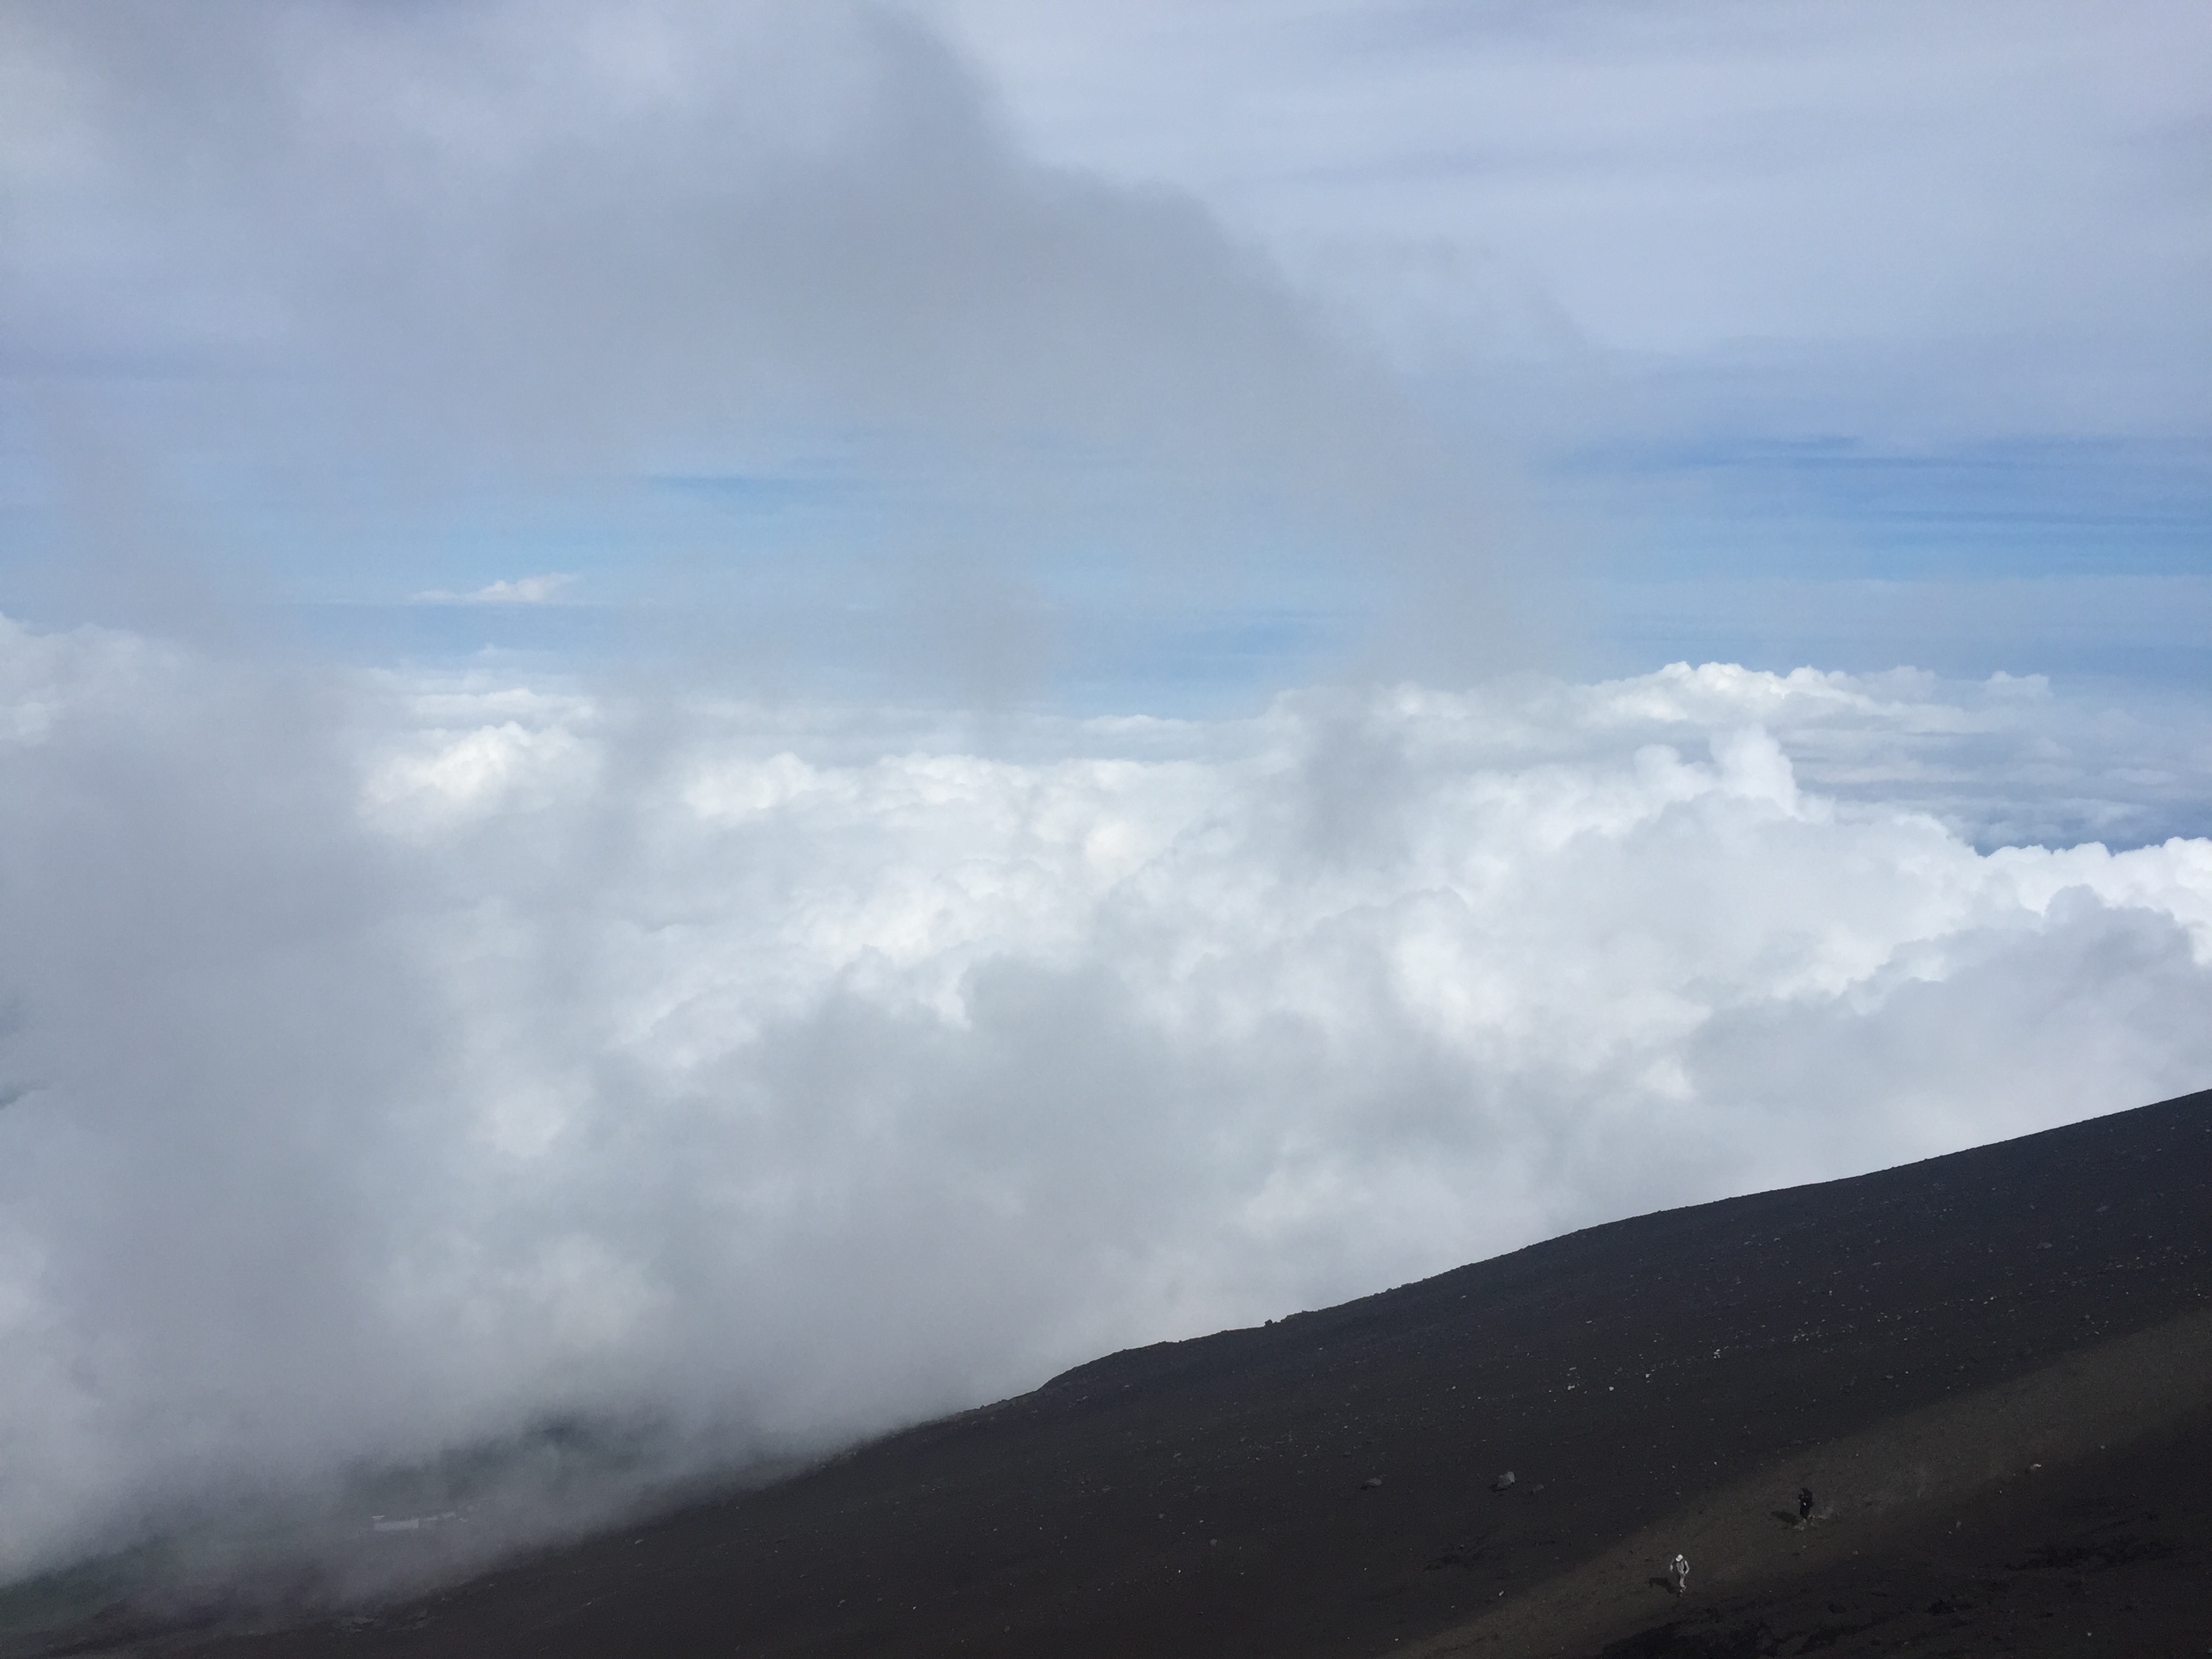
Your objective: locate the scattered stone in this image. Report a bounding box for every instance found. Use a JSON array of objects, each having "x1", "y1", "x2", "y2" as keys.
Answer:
[{"x1": 1490, "y1": 1471, "x2": 1516, "y2": 1492}]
